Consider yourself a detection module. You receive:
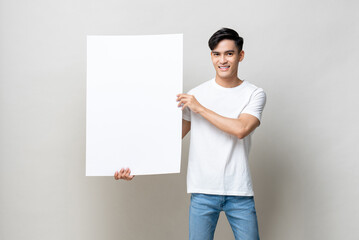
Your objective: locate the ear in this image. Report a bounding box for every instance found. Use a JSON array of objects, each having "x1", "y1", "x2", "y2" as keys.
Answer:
[{"x1": 239, "y1": 50, "x2": 245, "y2": 62}]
